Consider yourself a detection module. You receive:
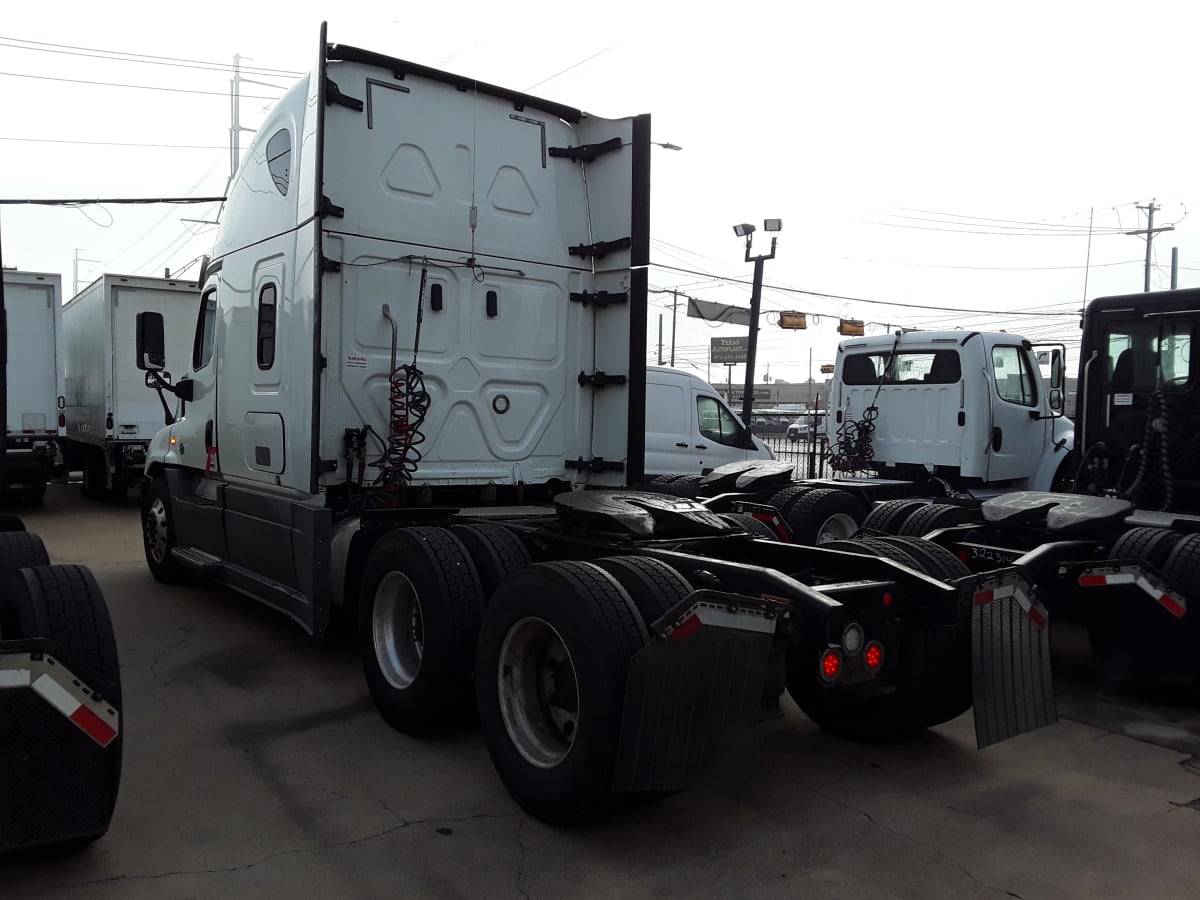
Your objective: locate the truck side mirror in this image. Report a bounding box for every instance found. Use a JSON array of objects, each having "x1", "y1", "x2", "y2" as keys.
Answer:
[
  {"x1": 1050, "y1": 349, "x2": 1064, "y2": 390},
  {"x1": 1049, "y1": 388, "x2": 1064, "y2": 413},
  {"x1": 136, "y1": 312, "x2": 166, "y2": 371}
]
